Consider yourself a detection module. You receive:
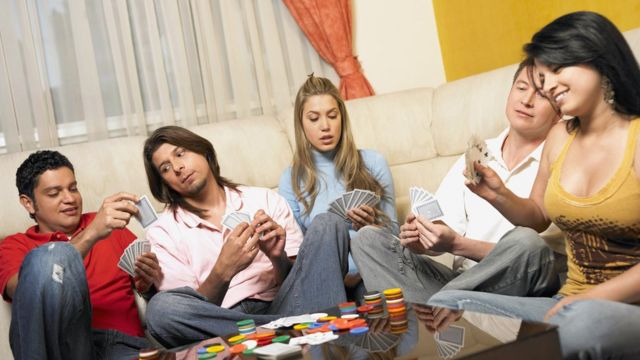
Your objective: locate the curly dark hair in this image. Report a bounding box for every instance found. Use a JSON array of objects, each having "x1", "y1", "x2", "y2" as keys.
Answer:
[{"x1": 16, "y1": 150, "x2": 74, "y2": 202}]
